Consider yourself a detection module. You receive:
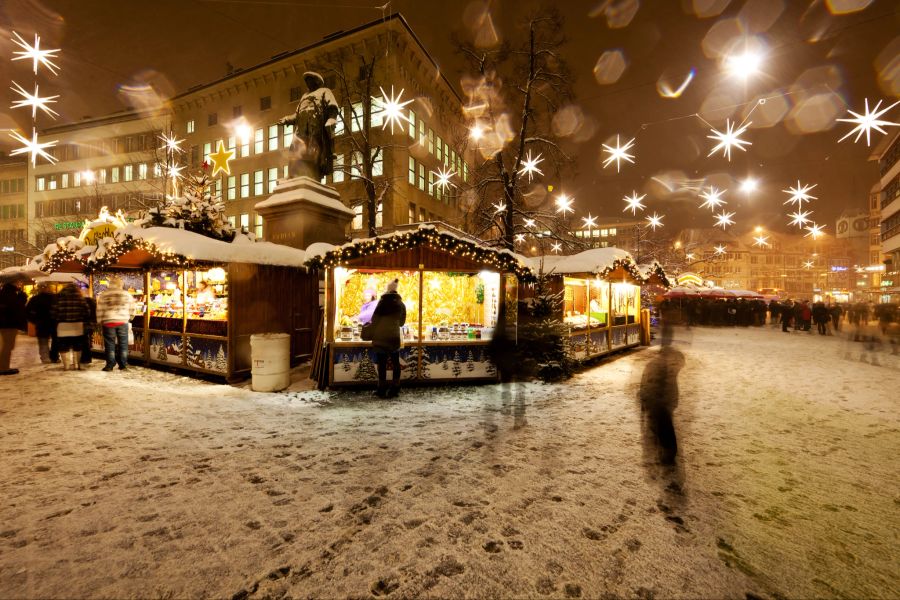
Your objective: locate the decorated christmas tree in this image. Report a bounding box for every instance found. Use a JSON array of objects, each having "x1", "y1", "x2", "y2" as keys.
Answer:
[
  {"x1": 214, "y1": 346, "x2": 227, "y2": 372},
  {"x1": 354, "y1": 352, "x2": 377, "y2": 381},
  {"x1": 518, "y1": 271, "x2": 578, "y2": 382},
  {"x1": 451, "y1": 351, "x2": 462, "y2": 377},
  {"x1": 419, "y1": 347, "x2": 433, "y2": 379},
  {"x1": 340, "y1": 353, "x2": 352, "y2": 373},
  {"x1": 466, "y1": 349, "x2": 475, "y2": 372},
  {"x1": 145, "y1": 172, "x2": 236, "y2": 241}
]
